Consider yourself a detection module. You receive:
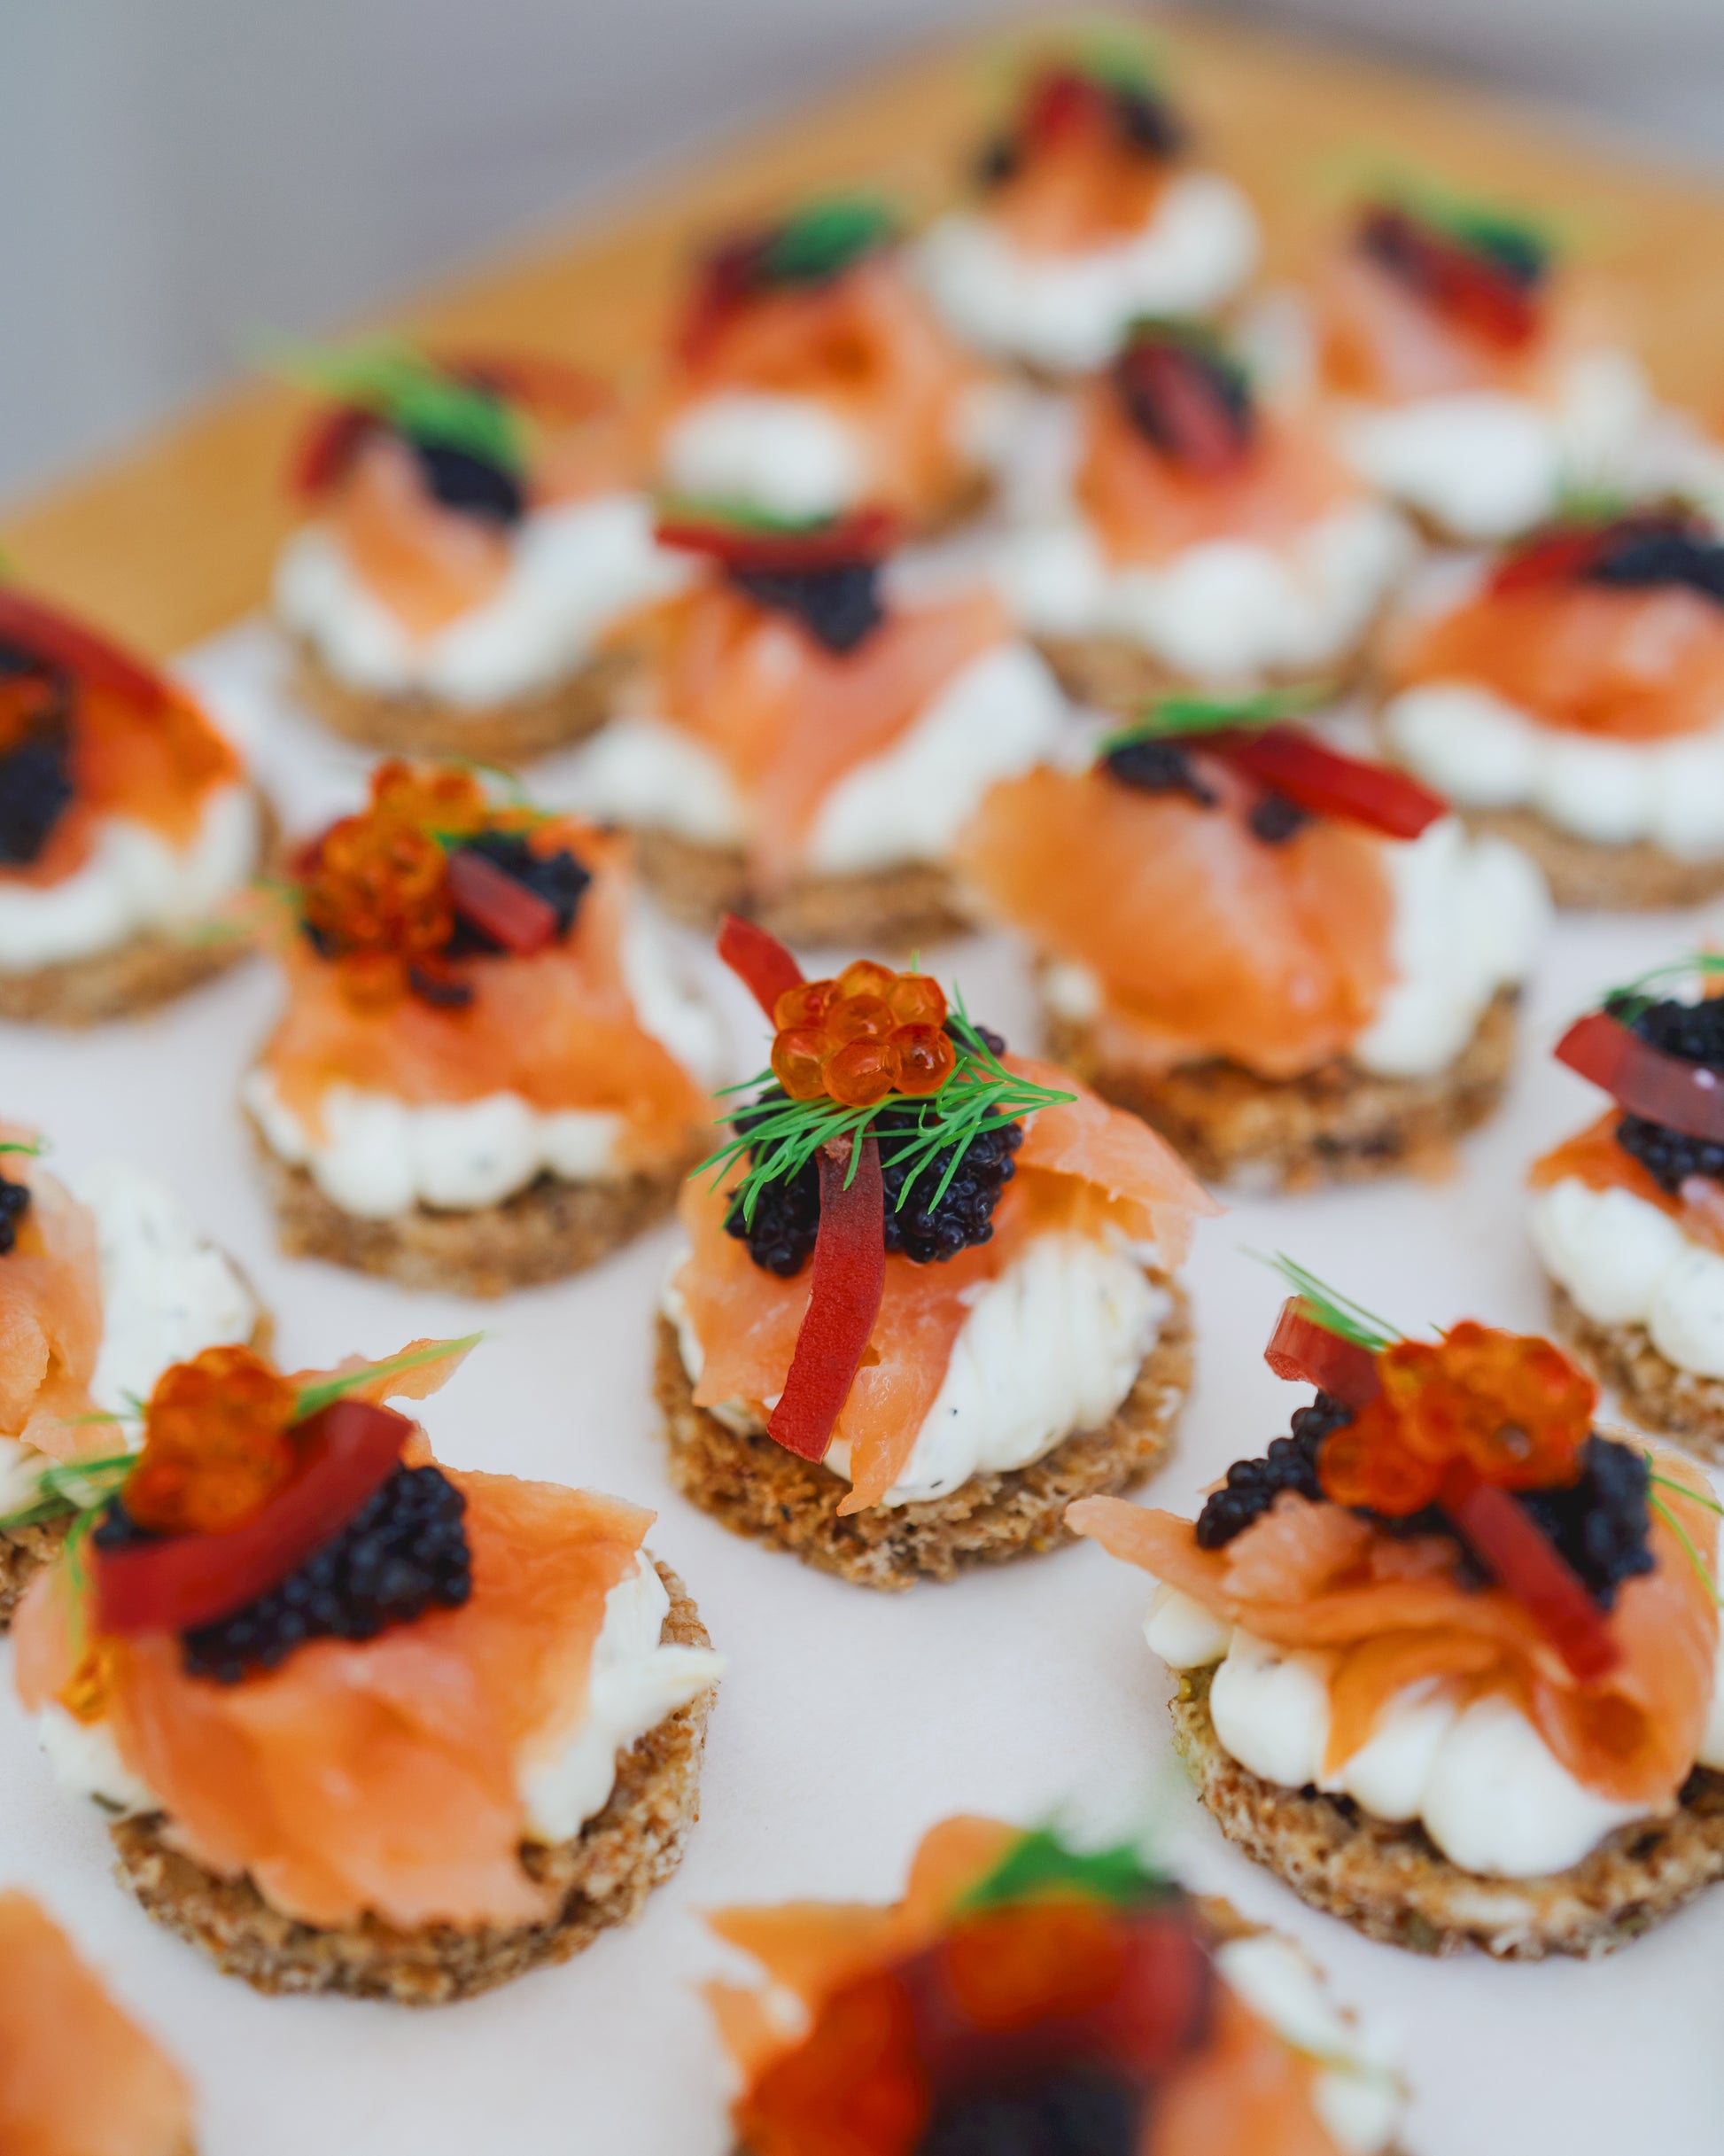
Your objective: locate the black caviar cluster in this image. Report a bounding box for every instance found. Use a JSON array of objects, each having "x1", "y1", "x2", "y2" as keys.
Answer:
[
  {"x1": 1194, "y1": 1393, "x2": 1343, "y2": 1547},
  {"x1": 729, "y1": 563, "x2": 884, "y2": 655},
  {"x1": 0, "y1": 1172, "x2": 30, "y2": 1256},
  {"x1": 724, "y1": 1024, "x2": 1023, "y2": 1276},
  {"x1": 97, "y1": 1463, "x2": 473, "y2": 1684},
  {"x1": 1246, "y1": 794, "x2": 1310, "y2": 845},
  {"x1": 1585, "y1": 523, "x2": 1724, "y2": 608},
  {"x1": 917, "y1": 2067, "x2": 1142, "y2": 2156},
  {"x1": 0, "y1": 642, "x2": 75, "y2": 868},
  {"x1": 446, "y1": 829, "x2": 591, "y2": 953},
  {"x1": 1102, "y1": 737, "x2": 1216, "y2": 807},
  {"x1": 407, "y1": 437, "x2": 524, "y2": 526},
  {"x1": 1609, "y1": 992, "x2": 1724, "y2": 1195}
]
